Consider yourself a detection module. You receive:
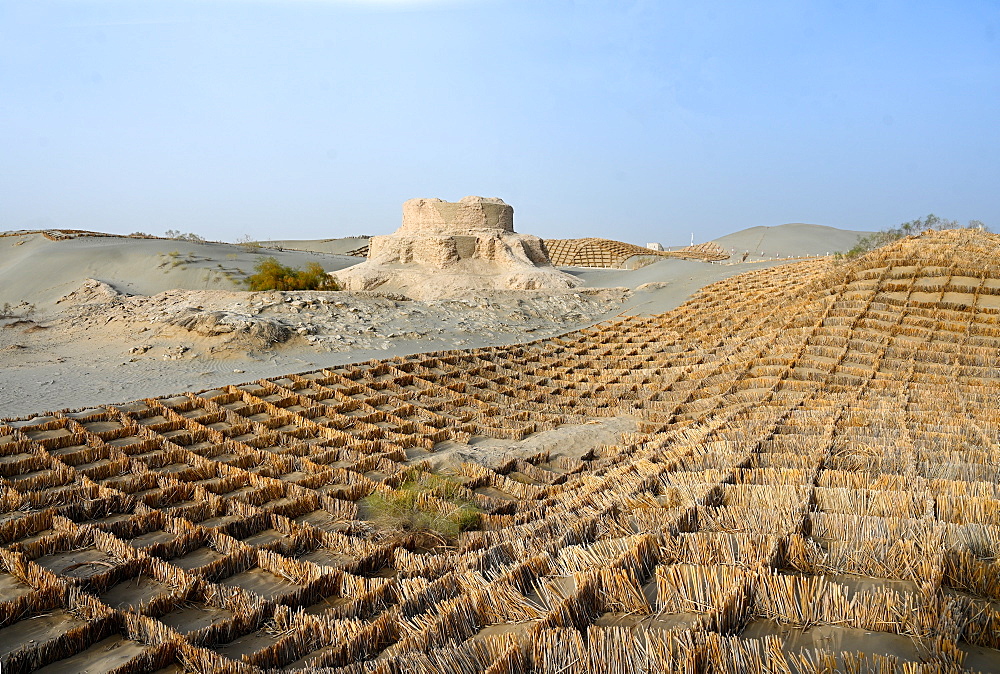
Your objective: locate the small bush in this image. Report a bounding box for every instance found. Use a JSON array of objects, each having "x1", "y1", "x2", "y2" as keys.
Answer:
[
  {"x1": 244, "y1": 256, "x2": 339, "y2": 291},
  {"x1": 837, "y1": 214, "x2": 990, "y2": 259},
  {"x1": 358, "y1": 473, "x2": 481, "y2": 543},
  {"x1": 235, "y1": 234, "x2": 262, "y2": 252},
  {"x1": 164, "y1": 229, "x2": 206, "y2": 242}
]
